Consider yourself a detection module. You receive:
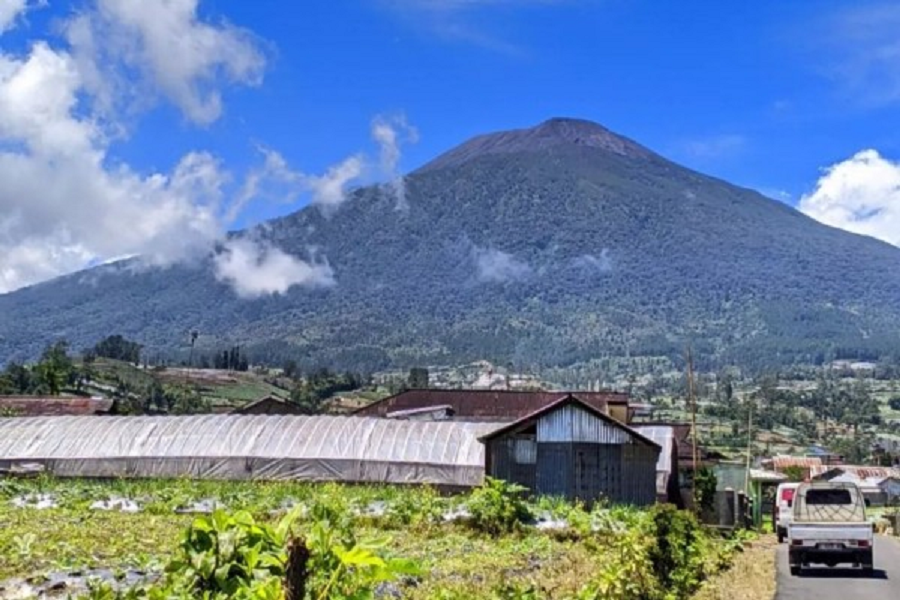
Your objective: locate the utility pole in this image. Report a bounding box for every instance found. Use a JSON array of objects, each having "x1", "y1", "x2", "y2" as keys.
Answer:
[
  {"x1": 744, "y1": 401, "x2": 754, "y2": 494},
  {"x1": 686, "y1": 347, "x2": 699, "y2": 510},
  {"x1": 185, "y1": 330, "x2": 198, "y2": 388}
]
